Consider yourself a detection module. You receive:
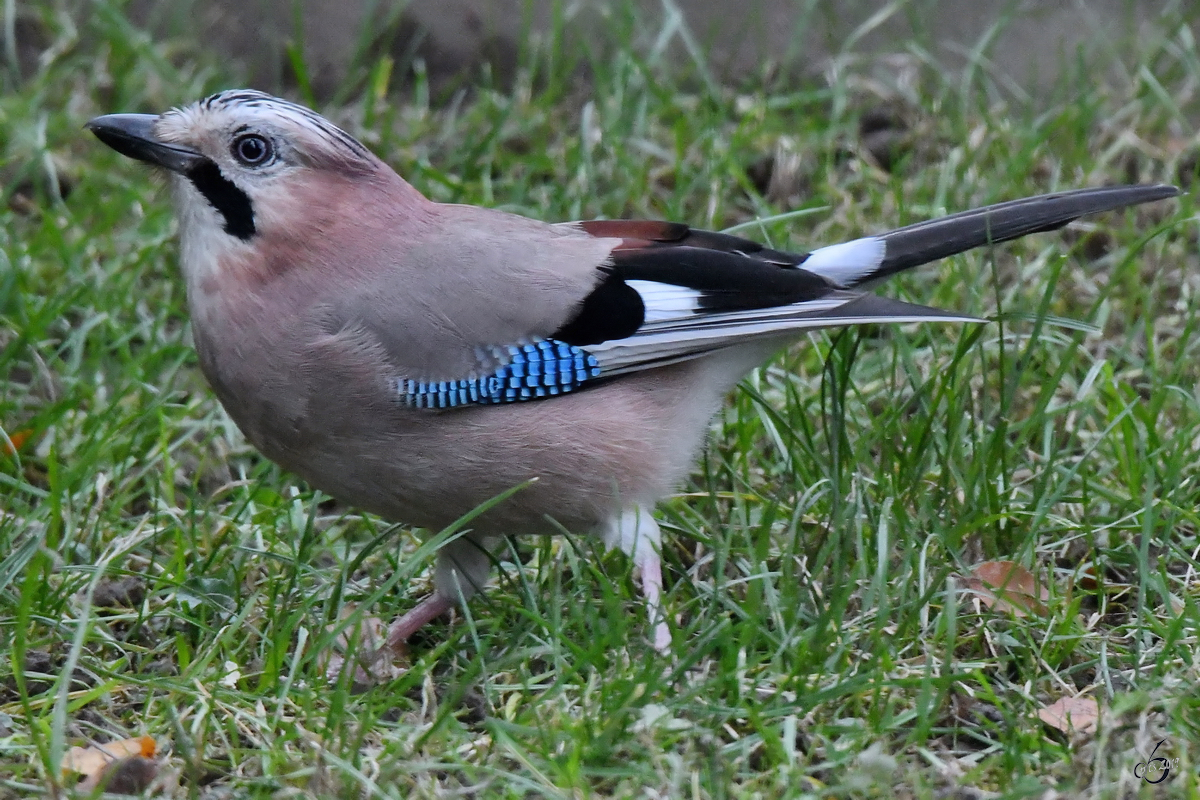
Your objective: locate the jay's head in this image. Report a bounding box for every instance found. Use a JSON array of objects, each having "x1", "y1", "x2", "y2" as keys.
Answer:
[{"x1": 88, "y1": 90, "x2": 396, "y2": 283}]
